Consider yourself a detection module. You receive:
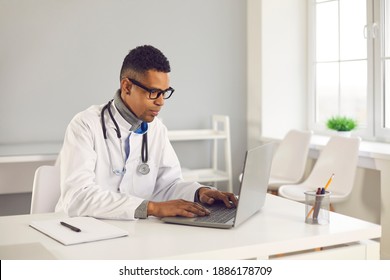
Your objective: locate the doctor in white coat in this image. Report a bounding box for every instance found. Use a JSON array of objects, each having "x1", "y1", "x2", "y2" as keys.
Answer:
[{"x1": 56, "y1": 45, "x2": 237, "y2": 220}]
